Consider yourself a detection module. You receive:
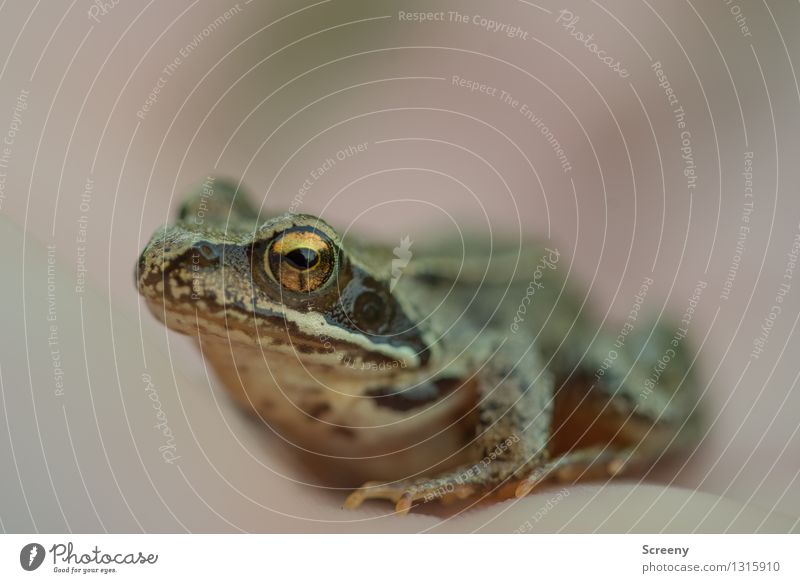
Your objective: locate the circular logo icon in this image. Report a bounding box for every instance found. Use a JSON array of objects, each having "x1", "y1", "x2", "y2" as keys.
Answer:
[{"x1": 20, "y1": 543, "x2": 46, "y2": 571}]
